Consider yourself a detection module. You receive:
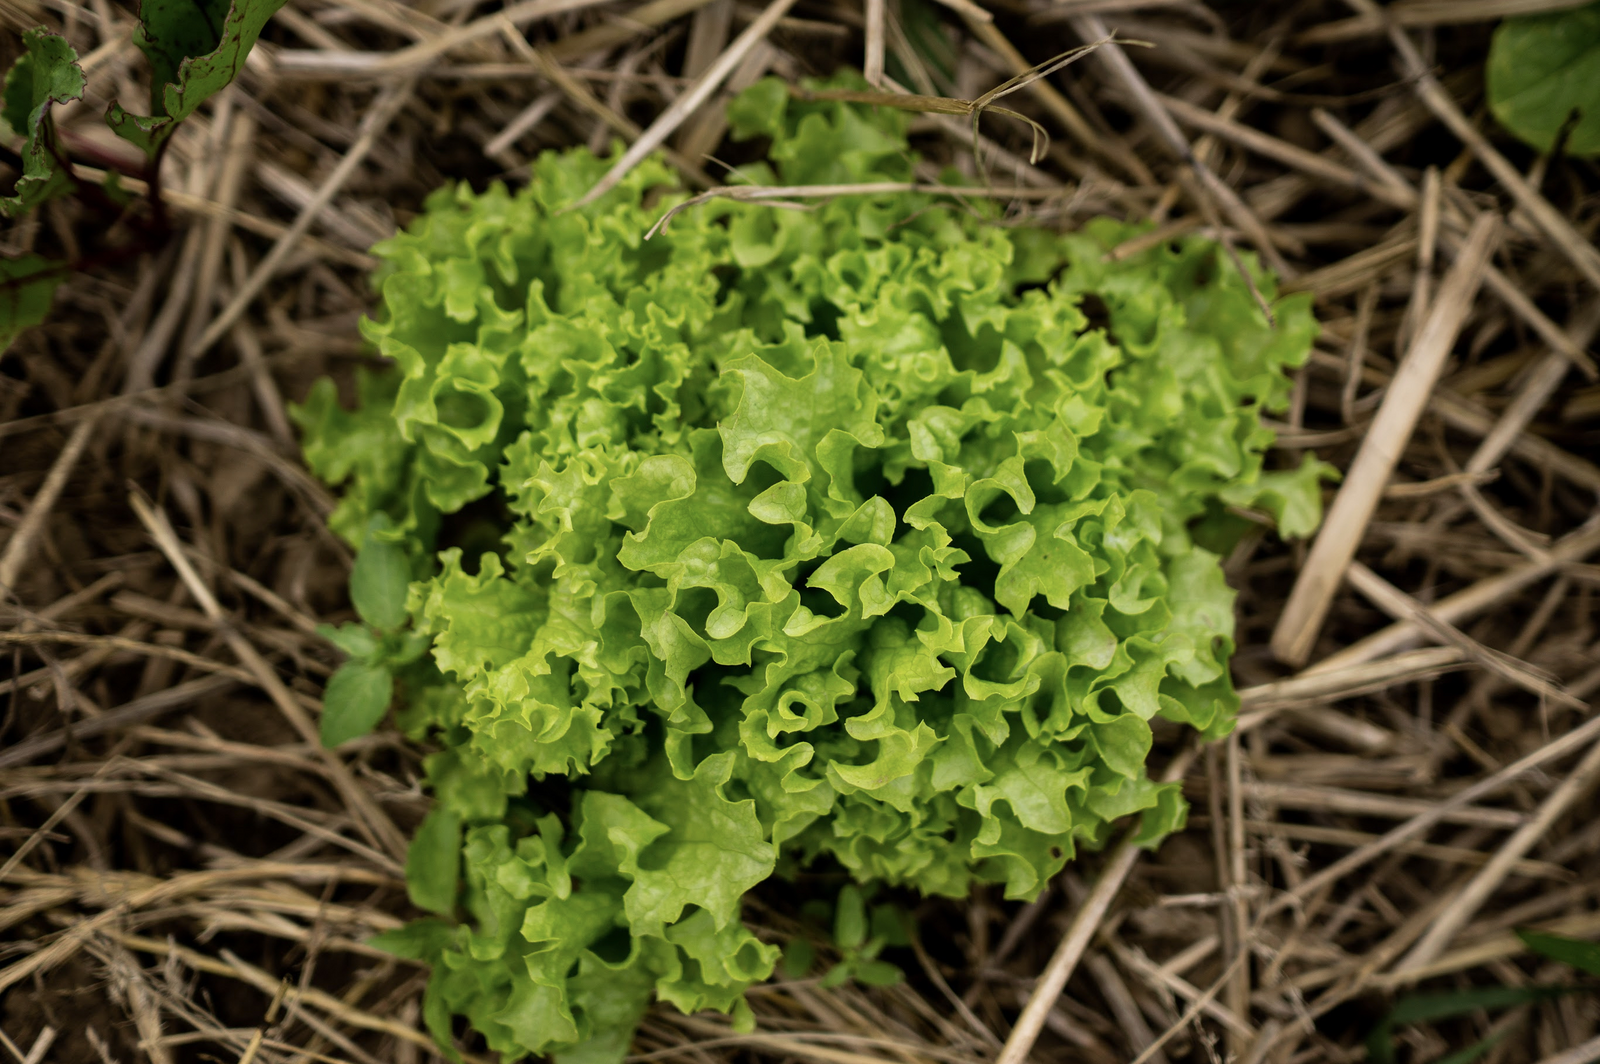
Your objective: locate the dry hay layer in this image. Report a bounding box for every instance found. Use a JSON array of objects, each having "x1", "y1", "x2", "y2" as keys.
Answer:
[{"x1": 2, "y1": 1, "x2": 1600, "y2": 1062}]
